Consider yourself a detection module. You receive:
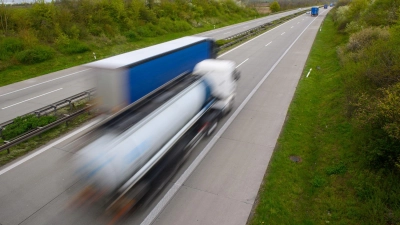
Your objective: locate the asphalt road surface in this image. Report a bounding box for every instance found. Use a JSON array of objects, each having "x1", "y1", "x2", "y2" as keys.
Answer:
[
  {"x1": 0, "y1": 8, "x2": 330, "y2": 225},
  {"x1": 0, "y1": 9, "x2": 304, "y2": 124}
]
